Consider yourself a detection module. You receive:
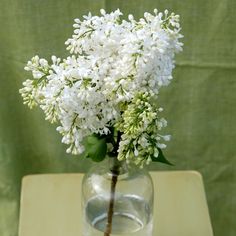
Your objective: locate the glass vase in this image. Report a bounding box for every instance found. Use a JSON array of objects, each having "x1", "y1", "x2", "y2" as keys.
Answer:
[{"x1": 82, "y1": 157, "x2": 154, "y2": 236}]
